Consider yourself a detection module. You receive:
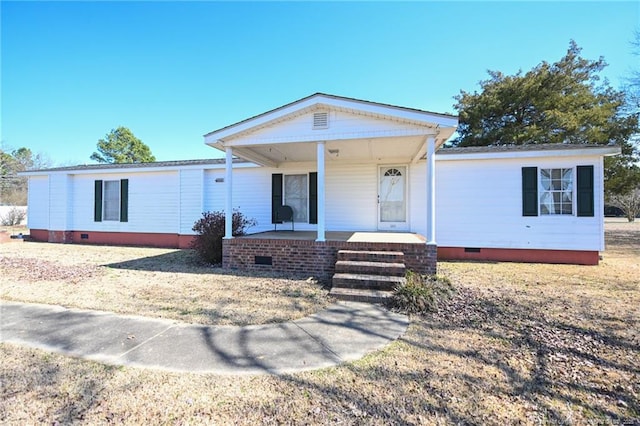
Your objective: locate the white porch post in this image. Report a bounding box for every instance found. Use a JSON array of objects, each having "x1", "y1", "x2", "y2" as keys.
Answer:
[
  {"x1": 316, "y1": 141, "x2": 326, "y2": 242},
  {"x1": 224, "y1": 146, "x2": 233, "y2": 239},
  {"x1": 426, "y1": 136, "x2": 436, "y2": 245}
]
